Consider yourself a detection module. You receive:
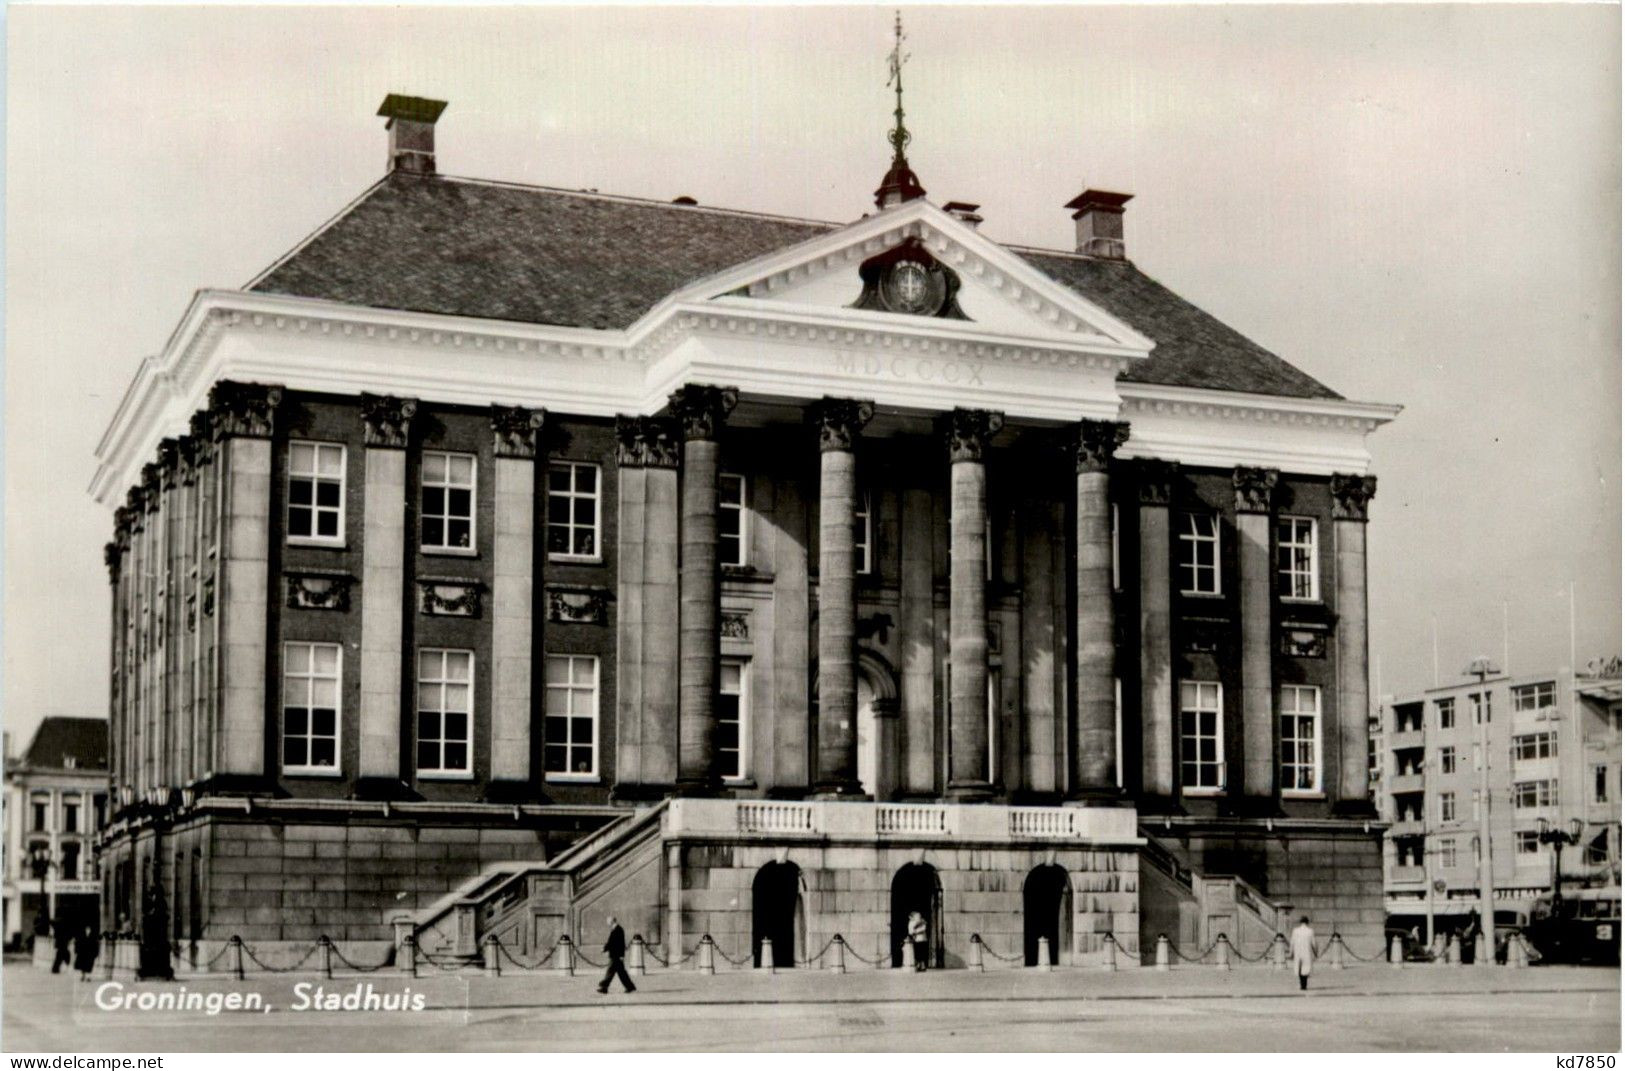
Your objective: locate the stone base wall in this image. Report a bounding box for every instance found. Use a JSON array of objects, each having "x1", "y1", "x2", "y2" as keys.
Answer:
[{"x1": 671, "y1": 841, "x2": 1141, "y2": 969}]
